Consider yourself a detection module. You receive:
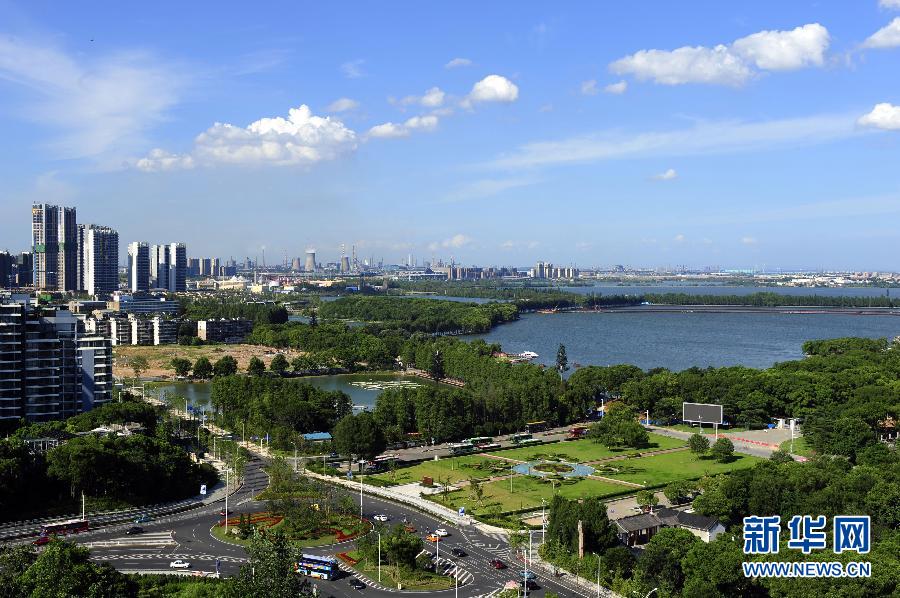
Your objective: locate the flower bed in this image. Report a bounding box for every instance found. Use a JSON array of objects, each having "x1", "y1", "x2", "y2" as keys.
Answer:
[{"x1": 337, "y1": 551, "x2": 359, "y2": 565}]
